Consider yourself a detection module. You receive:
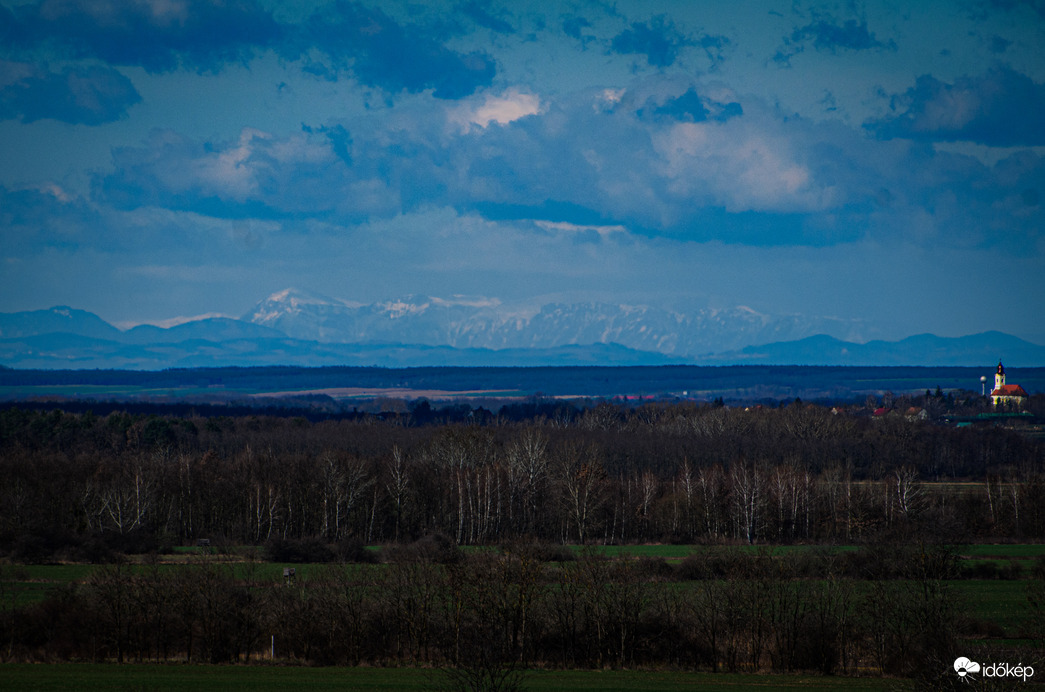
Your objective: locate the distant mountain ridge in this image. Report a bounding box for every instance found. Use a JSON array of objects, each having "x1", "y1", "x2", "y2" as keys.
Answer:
[
  {"x1": 243, "y1": 288, "x2": 867, "y2": 357},
  {"x1": 1, "y1": 293, "x2": 1043, "y2": 369},
  {"x1": 709, "y1": 332, "x2": 1045, "y2": 367}
]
